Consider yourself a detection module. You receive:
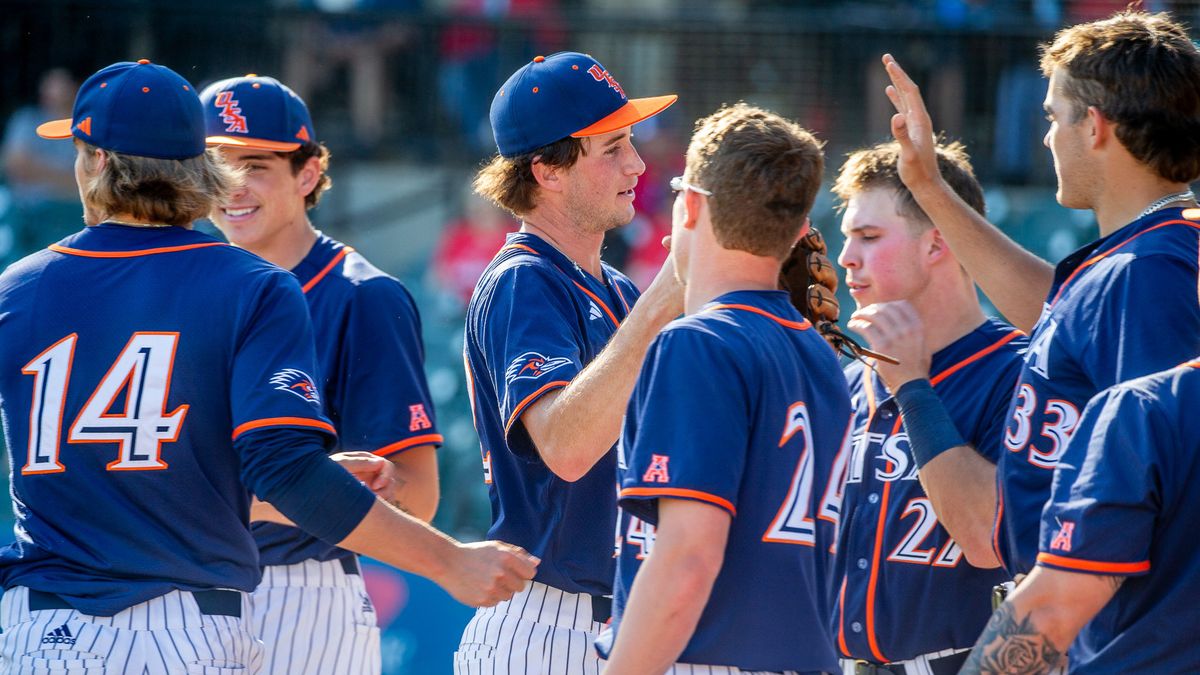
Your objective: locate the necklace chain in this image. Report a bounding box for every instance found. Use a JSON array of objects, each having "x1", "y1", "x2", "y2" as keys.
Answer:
[{"x1": 1138, "y1": 190, "x2": 1197, "y2": 219}]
